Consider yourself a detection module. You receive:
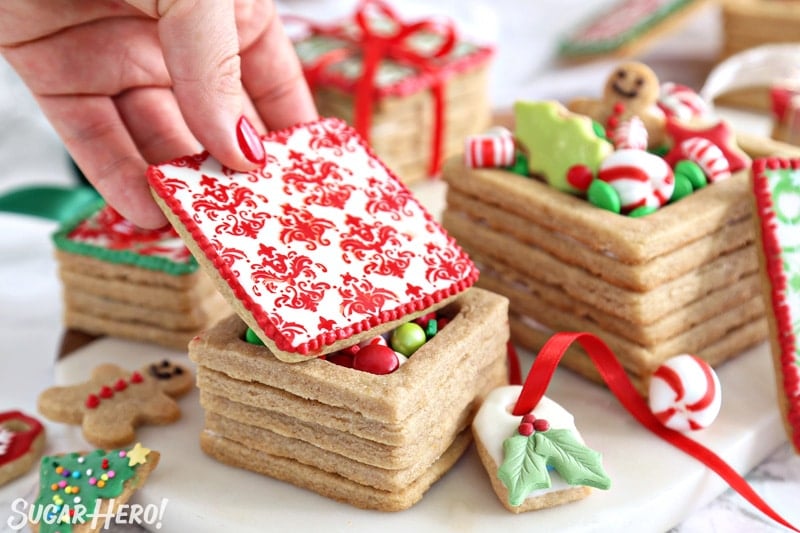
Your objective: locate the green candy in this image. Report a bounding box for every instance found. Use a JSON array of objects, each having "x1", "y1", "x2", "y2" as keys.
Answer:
[
  {"x1": 591, "y1": 120, "x2": 607, "y2": 141},
  {"x1": 674, "y1": 160, "x2": 707, "y2": 190},
  {"x1": 670, "y1": 173, "x2": 694, "y2": 203},
  {"x1": 424, "y1": 319, "x2": 438, "y2": 339},
  {"x1": 245, "y1": 327, "x2": 264, "y2": 346},
  {"x1": 587, "y1": 180, "x2": 621, "y2": 214},
  {"x1": 507, "y1": 152, "x2": 530, "y2": 177},
  {"x1": 648, "y1": 145, "x2": 670, "y2": 158},
  {"x1": 628, "y1": 205, "x2": 659, "y2": 218},
  {"x1": 390, "y1": 323, "x2": 427, "y2": 357}
]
